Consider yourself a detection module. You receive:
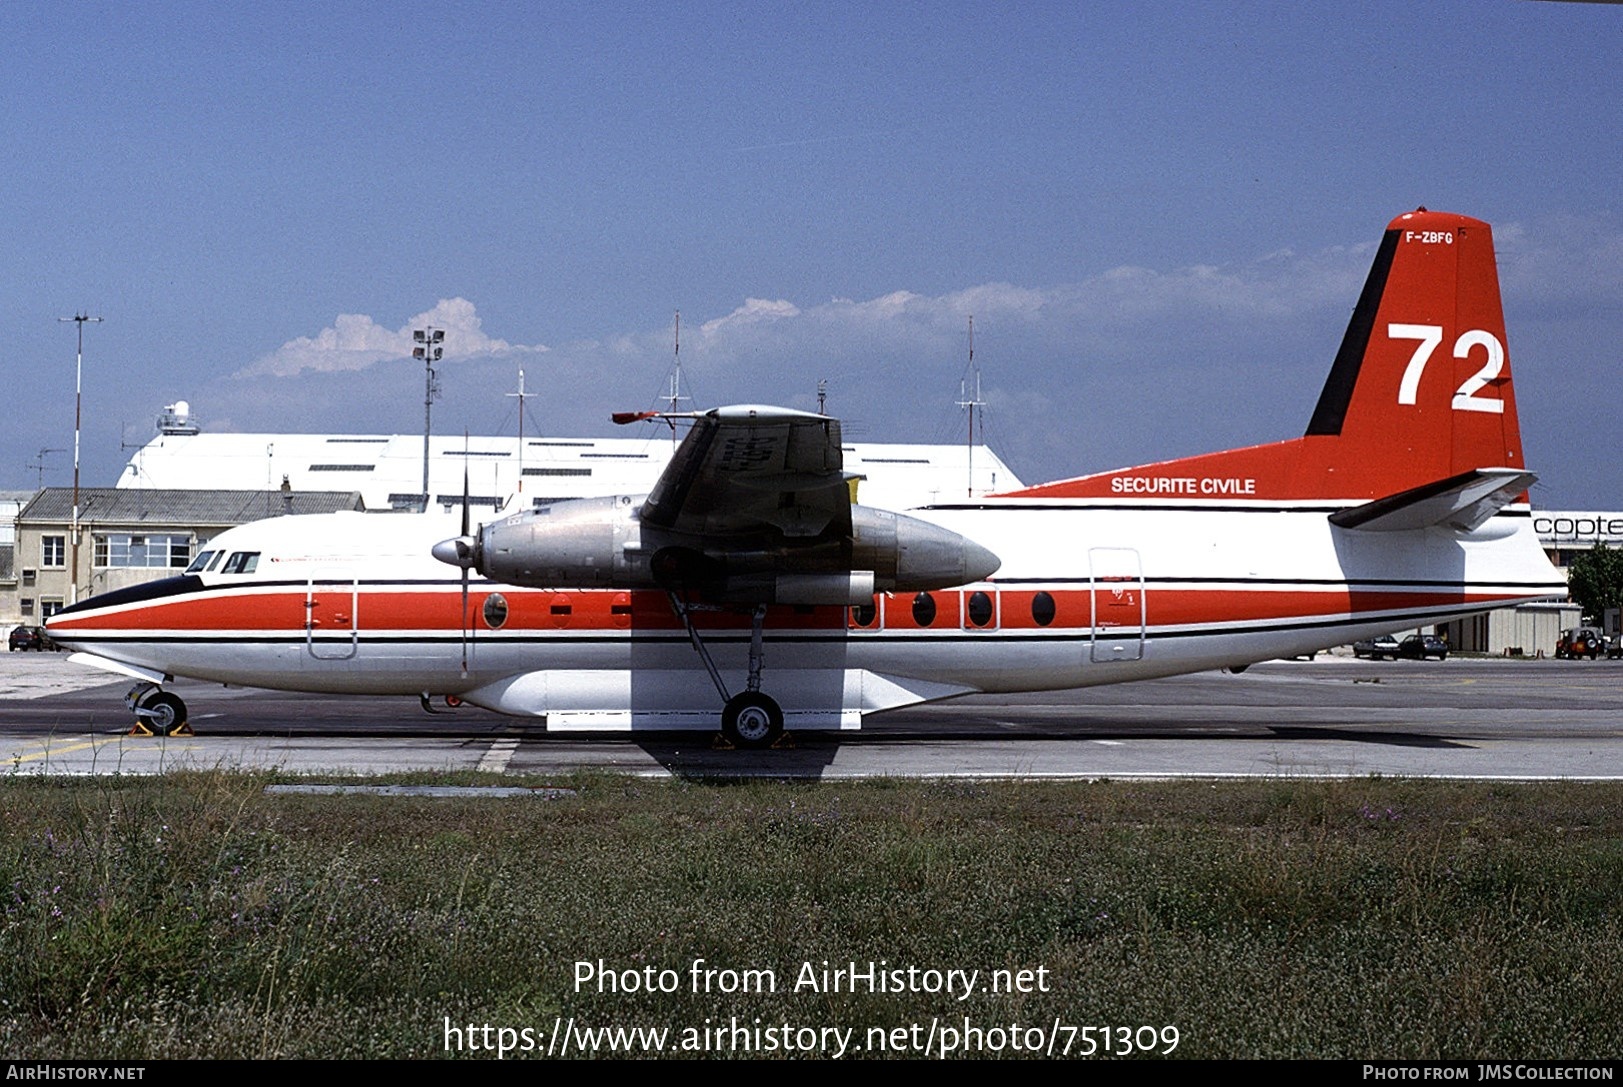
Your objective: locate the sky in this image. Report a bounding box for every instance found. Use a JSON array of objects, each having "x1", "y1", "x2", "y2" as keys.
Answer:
[{"x1": 3, "y1": 1, "x2": 1620, "y2": 508}]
